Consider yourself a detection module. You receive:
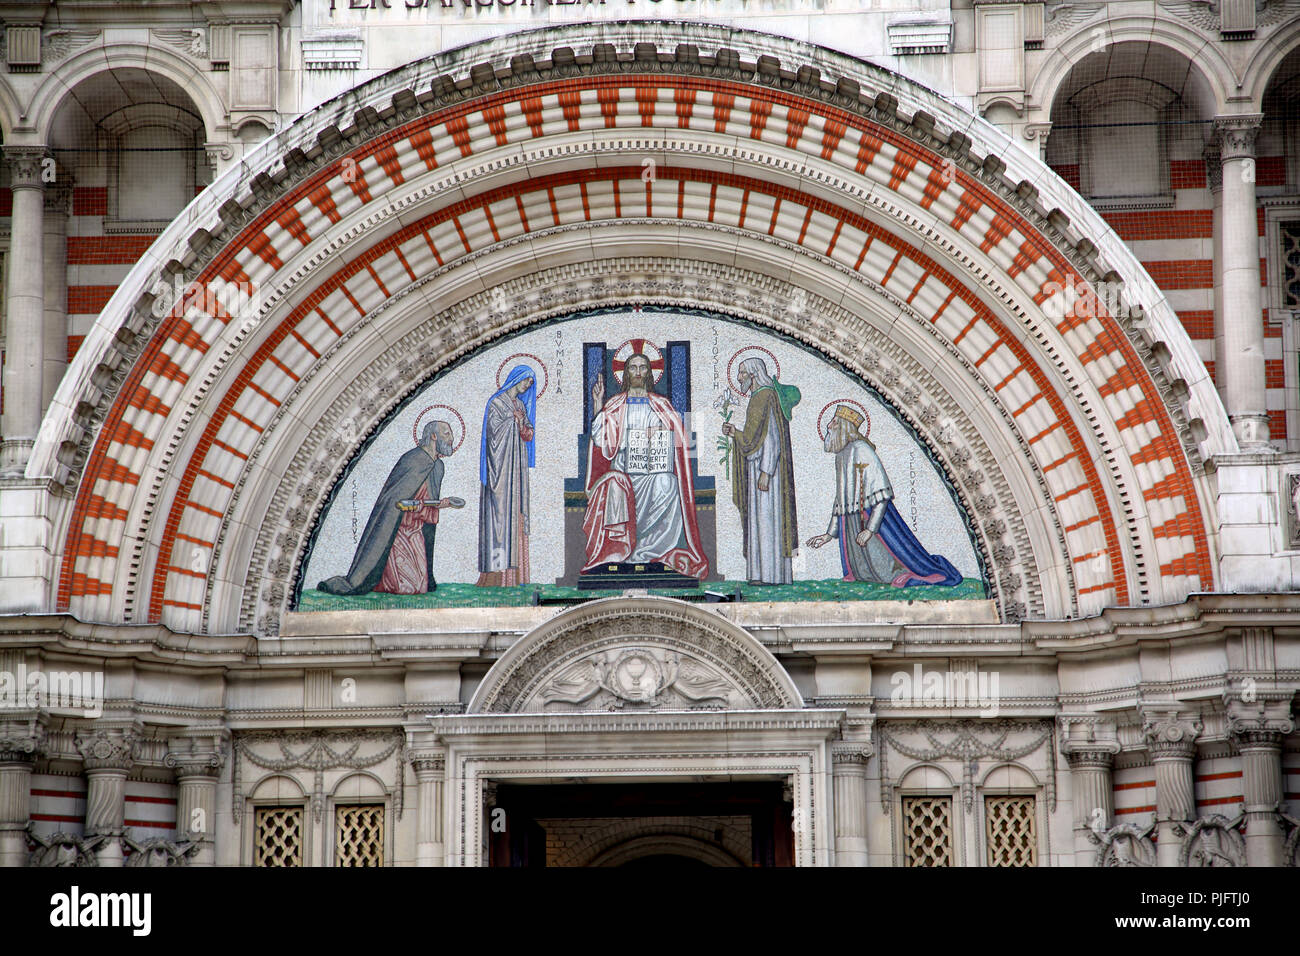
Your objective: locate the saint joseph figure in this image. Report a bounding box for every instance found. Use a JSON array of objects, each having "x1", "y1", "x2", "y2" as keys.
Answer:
[
  {"x1": 476, "y1": 365, "x2": 536, "y2": 586},
  {"x1": 582, "y1": 353, "x2": 709, "y2": 579},
  {"x1": 806, "y1": 405, "x2": 962, "y2": 587},
  {"x1": 723, "y1": 356, "x2": 800, "y2": 584},
  {"x1": 318, "y1": 420, "x2": 457, "y2": 596}
]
